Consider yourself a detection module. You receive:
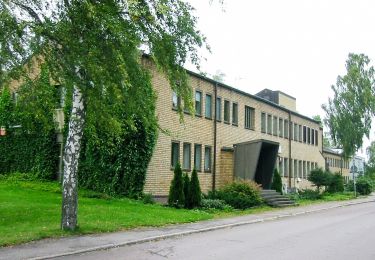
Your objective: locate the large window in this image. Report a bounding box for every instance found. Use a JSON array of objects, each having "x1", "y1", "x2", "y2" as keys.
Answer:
[
  {"x1": 279, "y1": 118, "x2": 283, "y2": 137},
  {"x1": 171, "y1": 142, "x2": 180, "y2": 168},
  {"x1": 273, "y1": 116, "x2": 278, "y2": 135},
  {"x1": 303, "y1": 161, "x2": 306, "y2": 178},
  {"x1": 315, "y1": 130, "x2": 318, "y2": 146},
  {"x1": 311, "y1": 128, "x2": 315, "y2": 145},
  {"x1": 205, "y1": 94, "x2": 212, "y2": 119},
  {"x1": 204, "y1": 146, "x2": 212, "y2": 172},
  {"x1": 284, "y1": 158, "x2": 289, "y2": 177},
  {"x1": 279, "y1": 157, "x2": 283, "y2": 176},
  {"x1": 245, "y1": 106, "x2": 255, "y2": 130},
  {"x1": 294, "y1": 123, "x2": 298, "y2": 141},
  {"x1": 172, "y1": 91, "x2": 180, "y2": 110},
  {"x1": 299, "y1": 125, "x2": 302, "y2": 142},
  {"x1": 303, "y1": 126, "x2": 307, "y2": 143},
  {"x1": 298, "y1": 160, "x2": 302, "y2": 178},
  {"x1": 232, "y1": 103, "x2": 238, "y2": 125},
  {"x1": 261, "y1": 112, "x2": 266, "y2": 133},
  {"x1": 216, "y1": 97, "x2": 222, "y2": 122},
  {"x1": 194, "y1": 144, "x2": 202, "y2": 171},
  {"x1": 195, "y1": 91, "x2": 202, "y2": 116},
  {"x1": 183, "y1": 143, "x2": 191, "y2": 170},
  {"x1": 224, "y1": 100, "x2": 230, "y2": 123},
  {"x1": 307, "y1": 127, "x2": 311, "y2": 144},
  {"x1": 284, "y1": 120, "x2": 289, "y2": 139},
  {"x1": 267, "y1": 114, "x2": 272, "y2": 134},
  {"x1": 294, "y1": 159, "x2": 298, "y2": 178}
]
